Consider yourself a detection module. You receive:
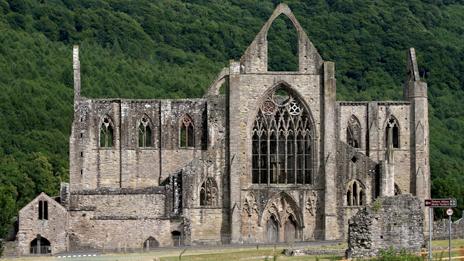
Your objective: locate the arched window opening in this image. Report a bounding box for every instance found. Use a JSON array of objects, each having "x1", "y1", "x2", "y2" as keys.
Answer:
[
  {"x1": 30, "y1": 235, "x2": 51, "y2": 254},
  {"x1": 386, "y1": 117, "x2": 400, "y2": 149},
  {"x1": 347, "y1": 116, "x2": 361, "y2": 148},
  {"x1": 143, "y1": 237, "x2": 159, "y2": 250},
  {"x1": 99, "y1": 117, "x2": 114, "y2": 147},
  {"x1": 199, "y1": 178, "x2": 217, "y2": 207},
  {"x1": 267, "y1": 15, "x2": 298, "y2": 71},
  {"x1": 346, "y1": 180, "x2": 365, "y2": 206},
  {"x1": 252, "y1": 87, "x2": 313, "y2": 185},
  {"x1": 179, "y1": 115, "x2": 194, "y2": 148},
  {"x1": 38, "y1": 200, "x2": 48, "y2": 220},
  {"x1": 138, "y1": 116, "x2": 152, "y2": 147},
  {"x1": 394, "y1": 183, "x2": 401, "y2": 196}
]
